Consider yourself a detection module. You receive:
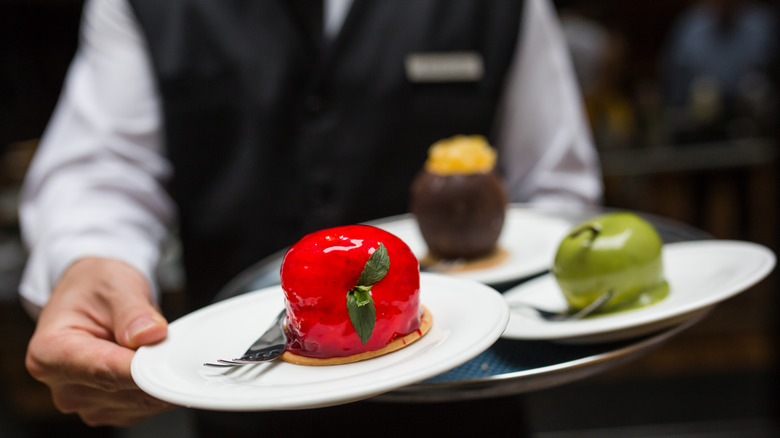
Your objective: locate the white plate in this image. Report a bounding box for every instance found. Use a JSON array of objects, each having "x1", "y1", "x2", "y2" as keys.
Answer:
[
  {"x1": 131, "y1": 273, "x2": 509, "y2": 411},
  {"x1": 372, "y1": 207, "x2": 572, "y2": 285},
  {"x1": 502, "y1": 240, "x2": 775, "y2": 344}
]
